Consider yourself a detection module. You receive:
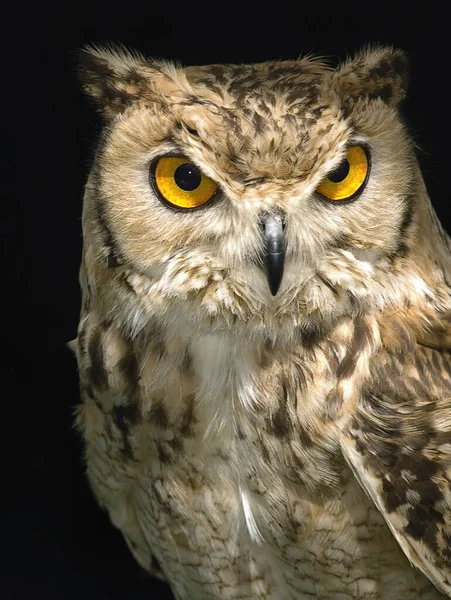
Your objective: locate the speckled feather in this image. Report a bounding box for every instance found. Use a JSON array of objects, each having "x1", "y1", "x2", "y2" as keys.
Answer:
[{"x1": 73, "y1": 44, "x2": 451, "y2": 598}]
